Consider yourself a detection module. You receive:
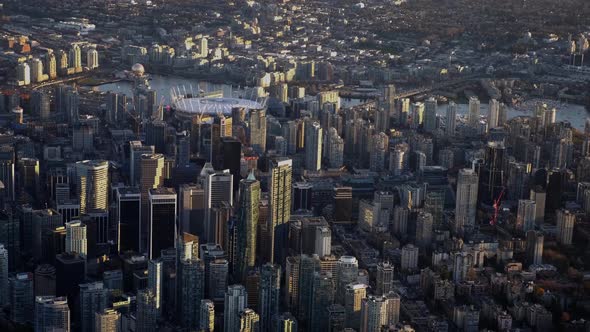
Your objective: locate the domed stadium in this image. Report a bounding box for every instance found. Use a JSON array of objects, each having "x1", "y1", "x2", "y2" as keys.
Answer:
[{"x1": 171, "y1": 85, "x2": 267, "y2": 120}]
